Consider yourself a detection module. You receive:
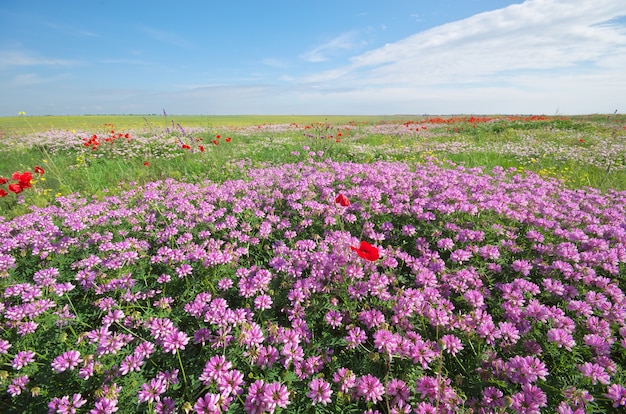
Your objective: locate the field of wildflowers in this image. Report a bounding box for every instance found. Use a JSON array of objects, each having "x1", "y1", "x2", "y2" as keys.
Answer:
[{"x1": 0, "y1": 114, "x2": 625, "y2": 413}]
